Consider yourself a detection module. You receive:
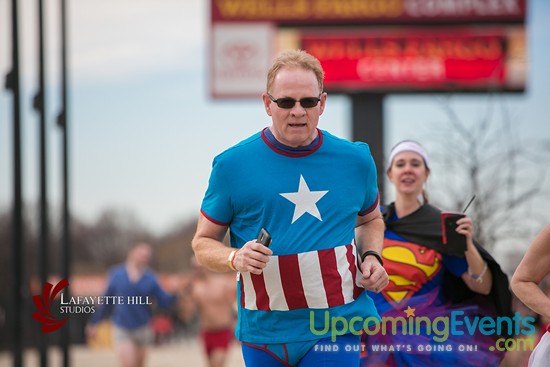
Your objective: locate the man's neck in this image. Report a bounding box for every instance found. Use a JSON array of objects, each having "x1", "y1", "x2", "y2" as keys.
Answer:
[{"x1": 264, "y1": 127, "x2": 320, "y2": 153}]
